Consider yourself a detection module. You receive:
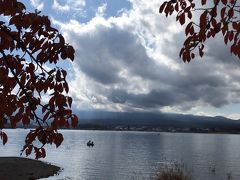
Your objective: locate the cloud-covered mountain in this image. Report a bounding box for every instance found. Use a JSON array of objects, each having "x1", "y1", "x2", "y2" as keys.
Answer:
[{"x1": 77, "y1": 111, "x2": 240, "y2": 130}]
